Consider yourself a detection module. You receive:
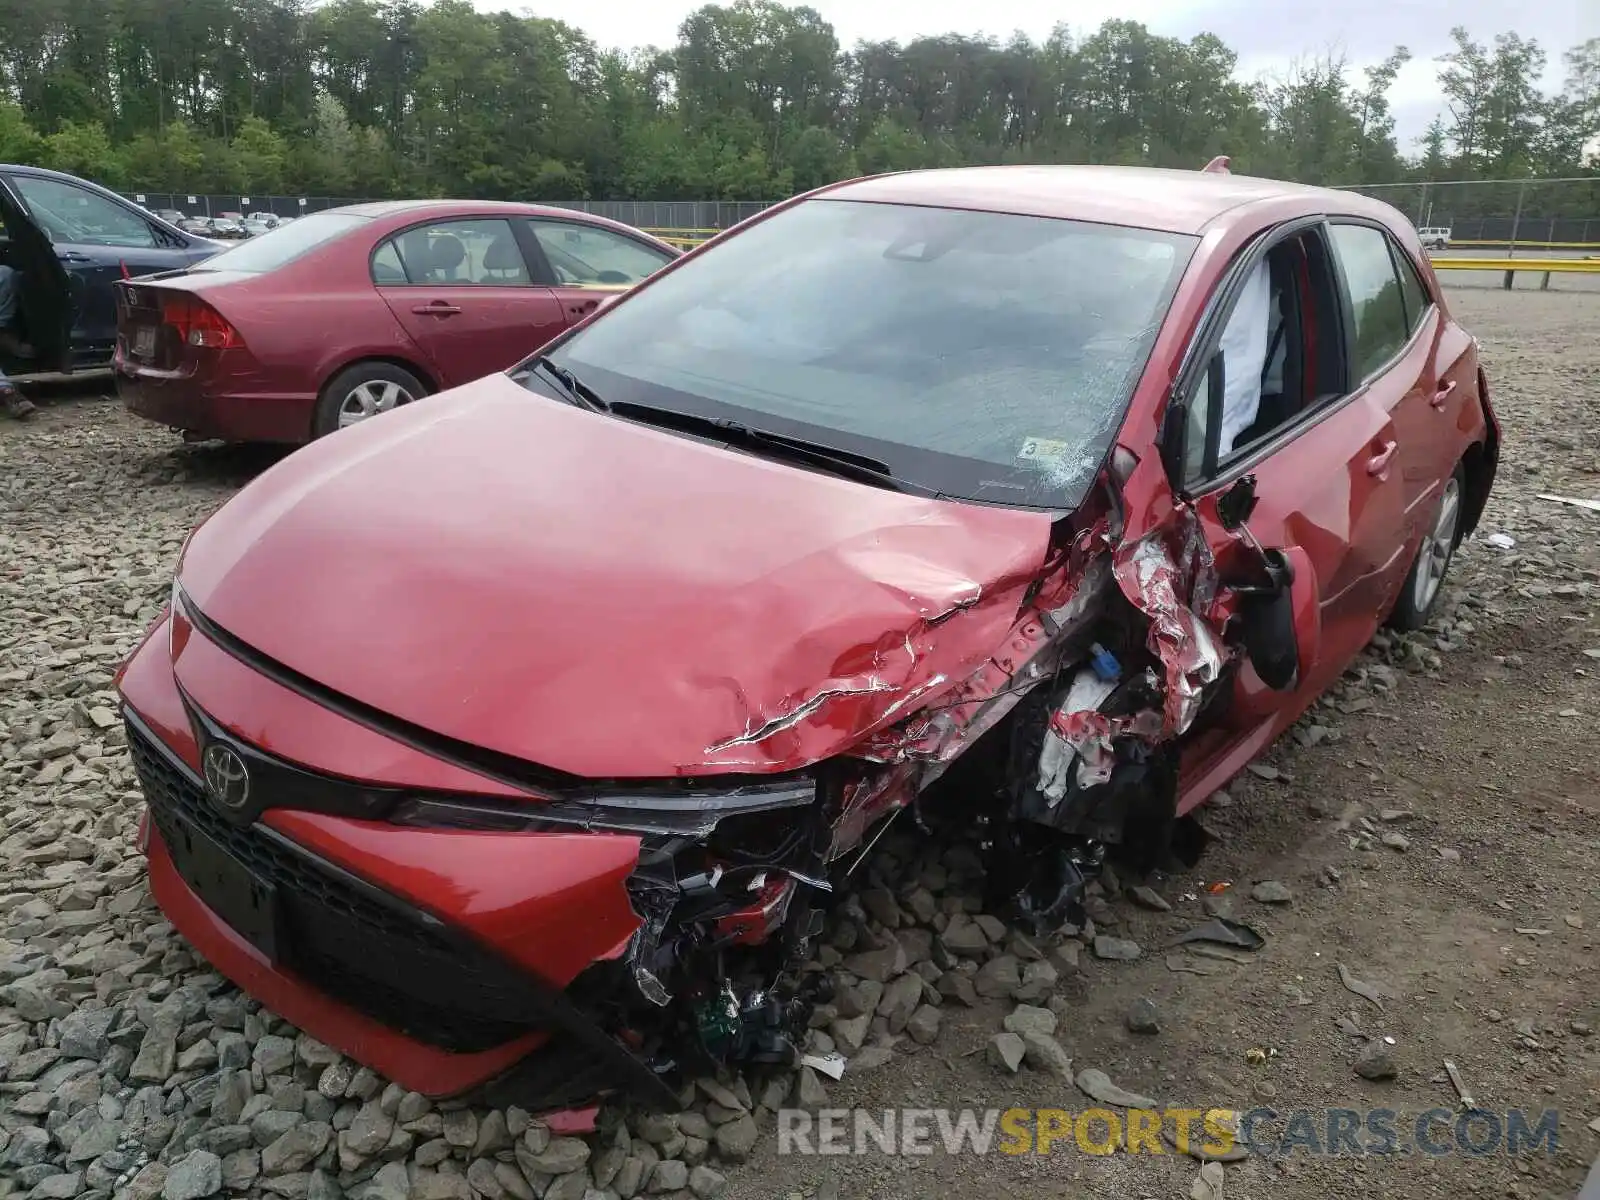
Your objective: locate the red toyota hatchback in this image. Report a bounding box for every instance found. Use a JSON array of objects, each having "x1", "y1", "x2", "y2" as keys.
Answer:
[
  {"x1": 112, "y1": 200, "x2": 678, "y2": 442},
  {"x1": 118, "y1": 164, "x2": 1498, "y2": 1113}
]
